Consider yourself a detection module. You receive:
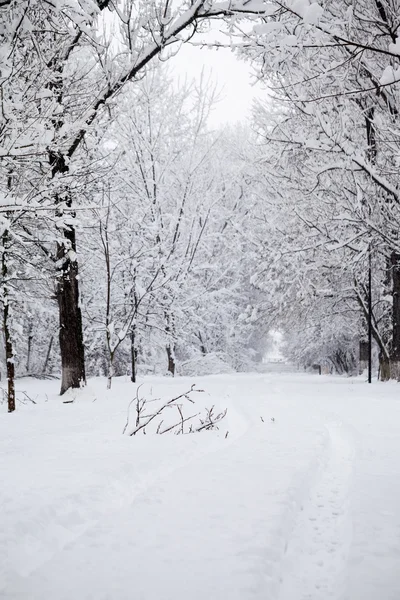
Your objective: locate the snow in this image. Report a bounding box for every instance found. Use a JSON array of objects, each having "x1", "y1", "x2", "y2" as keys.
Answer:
[
  {"x1": 1, "y1": 371, "x2": 400, "y2": 599},
  {"x1": 389, "y1": 38, "x2": 400, "y2": 56},
  {"x1": 303, "y1": 4, "x2": 323, "y2": 25},
  {"x1": 289, "y1": 0, "x2": 323, "y2": 24},
  {"x1": 253, "y1": 22, "x2": 282, "y2": 34},
  {"x1": 281, "y1": 34, "x2": 298, "y2": 47},
  {"x1": 379, "y1": 65, "x2": 400, "y2": 86}
]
